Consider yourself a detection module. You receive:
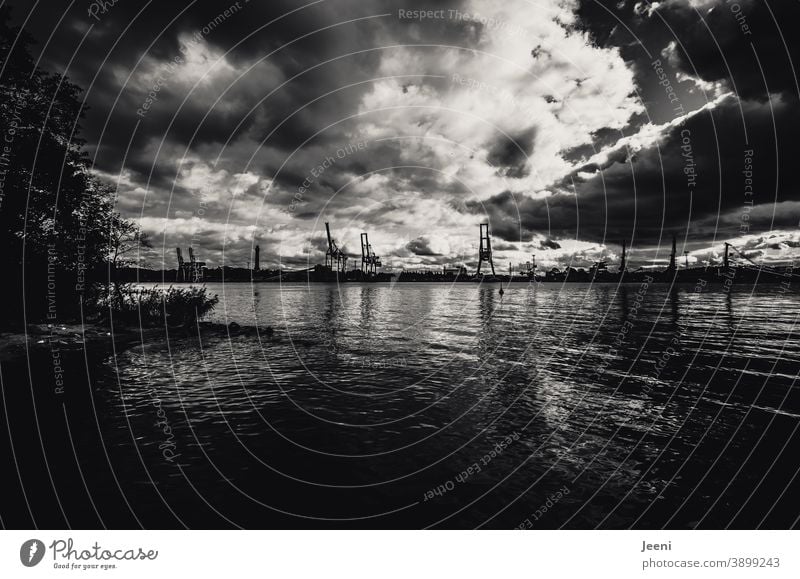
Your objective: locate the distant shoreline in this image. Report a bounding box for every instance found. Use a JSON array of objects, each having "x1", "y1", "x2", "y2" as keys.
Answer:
[
  {"x1": 112, "y1": 264, "x2": 797, "y2": 286},
  {"x1": 120, "y1": 279, "x2": 797, "y2": 288}
]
